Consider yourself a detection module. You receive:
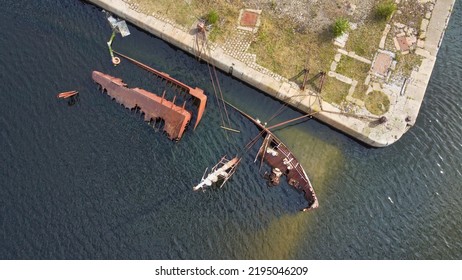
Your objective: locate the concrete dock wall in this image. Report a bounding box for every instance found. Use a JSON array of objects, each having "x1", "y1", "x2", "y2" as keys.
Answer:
[{"x1": 86, "y1": 0, "x2": 455, "y2": 147}]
